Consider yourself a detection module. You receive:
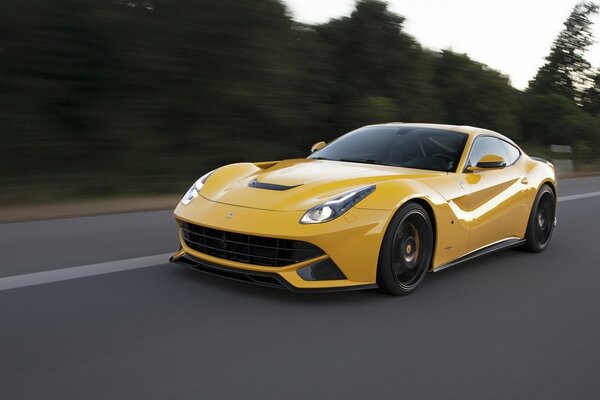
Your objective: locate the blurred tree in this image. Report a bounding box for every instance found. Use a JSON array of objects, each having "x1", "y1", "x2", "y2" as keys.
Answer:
[
  {"x1": 519, "y1": 93, "x2": 598, "y2": 145},
  {"x1": 316, "y1": 0, "x2": 441, "y2": 136},
  {"x1": 433, "y1": 51, "x2": 522, "y2": 139},
  {"x1": 528, "y1": 1, "x2": 599, "y2": 103},
  {"x1": 1, "y1": 0, "x2": 599, "y2": 203},
  {"x1": 0, "y1": 0, "x2": 126, "y2": 190},
  {"x1": 582, "y1": 71, "x2": 600, "y2": 114}
]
